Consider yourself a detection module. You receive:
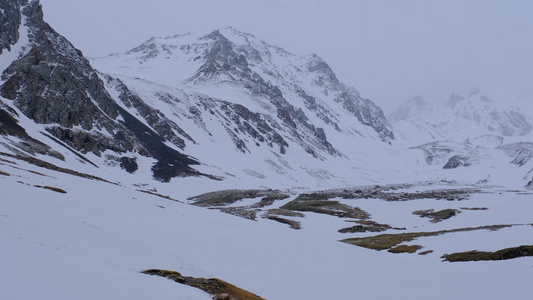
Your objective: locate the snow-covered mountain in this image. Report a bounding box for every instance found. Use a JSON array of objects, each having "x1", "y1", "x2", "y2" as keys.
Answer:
[
  {"x1": 390, "y1": 89, "x2": 532, "y2": 144},
  {"x1": 92, "y1": 27, "x2": 395, "y2": 155},
  {"x1": 88, "y1": 27, "x2": 399, "y2": 186},
  {"x1": 1, "y1": 0, "x2": 398, "y2": 187},
  {"x1": 389, "y1": 90, "x2": 533, "y2": 179},
  {"x1": 93, "y1": 27, "x2": 394, "y2": 142}
]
